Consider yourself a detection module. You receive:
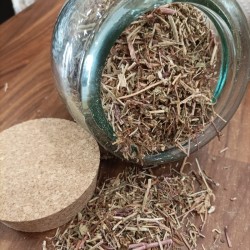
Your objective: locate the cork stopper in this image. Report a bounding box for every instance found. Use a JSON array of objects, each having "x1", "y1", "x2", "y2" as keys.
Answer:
[{"x1": 0, "y1": 118, "x2": 100, "y2": 232}]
